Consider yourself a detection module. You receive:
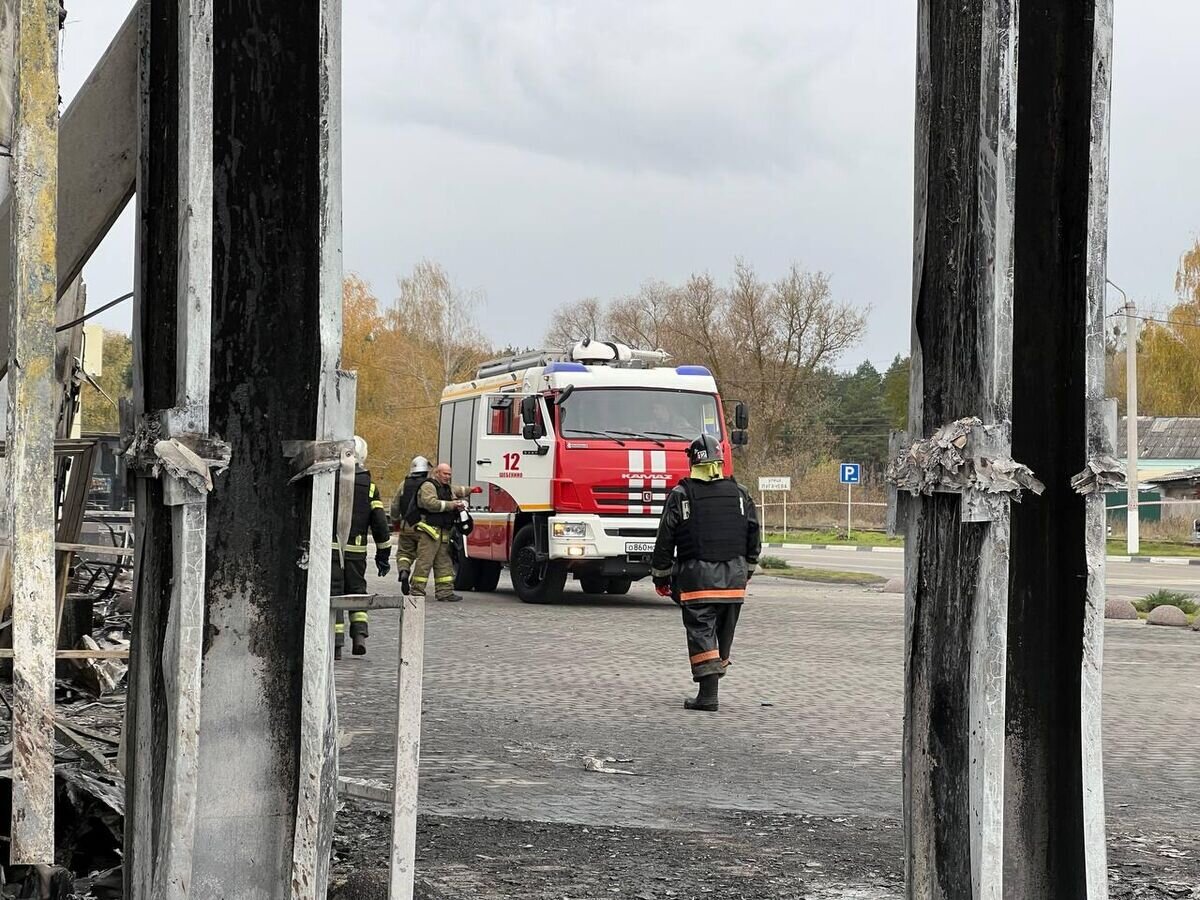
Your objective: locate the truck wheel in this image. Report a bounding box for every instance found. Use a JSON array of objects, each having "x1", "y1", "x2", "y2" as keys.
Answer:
[
  {"x1": 474, "y1": 561, "x2": 502, "y2": 593},
  {"x1": 511, "y1": 524, "x2": 567, "y2": 604},
  {"x1": 606, "y1": 578, "x2": 632, "y2": 595},
  {"x1": 578, "y1": 575, "x2": 607, "y2": 595},
  {"x1": 451, "y1": 542, "x2": 480, "y2": 591}
]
